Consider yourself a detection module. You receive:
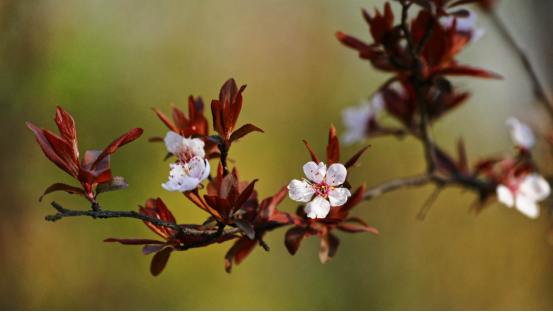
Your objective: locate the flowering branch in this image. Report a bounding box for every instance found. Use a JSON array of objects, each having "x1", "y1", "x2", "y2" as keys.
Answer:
[{"x1": 45, "y1": 201, "x2": 287, "y2": 244}]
